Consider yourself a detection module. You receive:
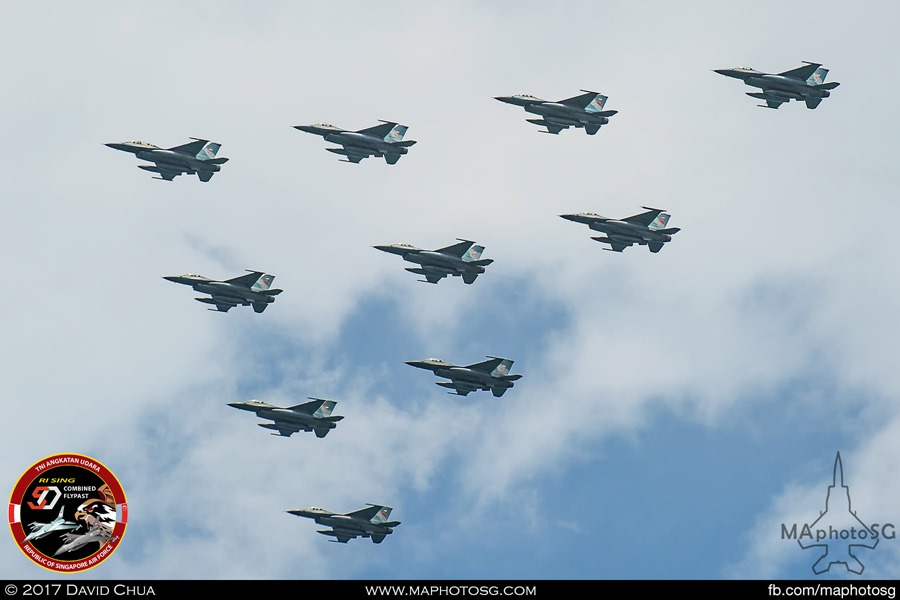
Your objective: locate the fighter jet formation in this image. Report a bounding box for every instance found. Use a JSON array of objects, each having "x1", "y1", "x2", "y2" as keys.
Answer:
[
  {"x1": 714, "y1": 61, "x2": 839, "y2": 109},
  {"x1": 495, "y1": 90, "x2": 617, "y2": 135},
  {"x1": 294, "y1": 121, "x2": 417, "y2": 164},
  {"x1": 287, "y1": 504, "x2": 401, "y2": 544},
  {"x1": 99, "y1": 57, "x2": 840, "y2": 550},
  {"x1": 163, "y1": 270, "x2": 282, "y2": 313},
  {"x1": 374, "y1": 239, "x2": 494, "y2": 284},
  {"x1": 106, "y1": 138, "x2": 228, "y2": 181},
  {"x1": 561, "y1": 207, "x2": 680, "y2": 253},
  {"x1": 406, "y1": 356, "x2": 523, "y2": 397},
  {"x1": 228, "y1": 398, "x2": 344, "y2": 438}
]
